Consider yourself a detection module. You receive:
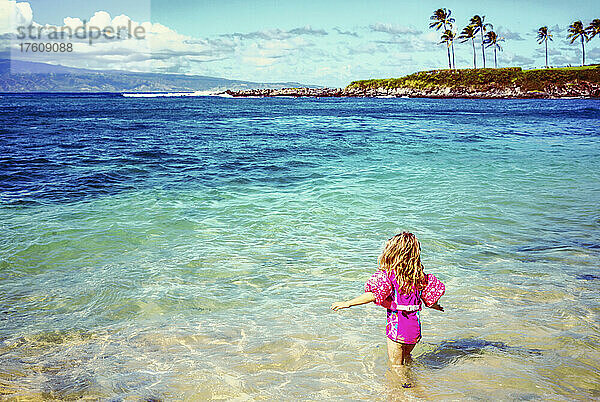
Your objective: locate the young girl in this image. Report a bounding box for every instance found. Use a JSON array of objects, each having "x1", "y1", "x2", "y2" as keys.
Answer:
[{"x1": 331, "y1": 232, "x2": 445, "y2": 371}]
